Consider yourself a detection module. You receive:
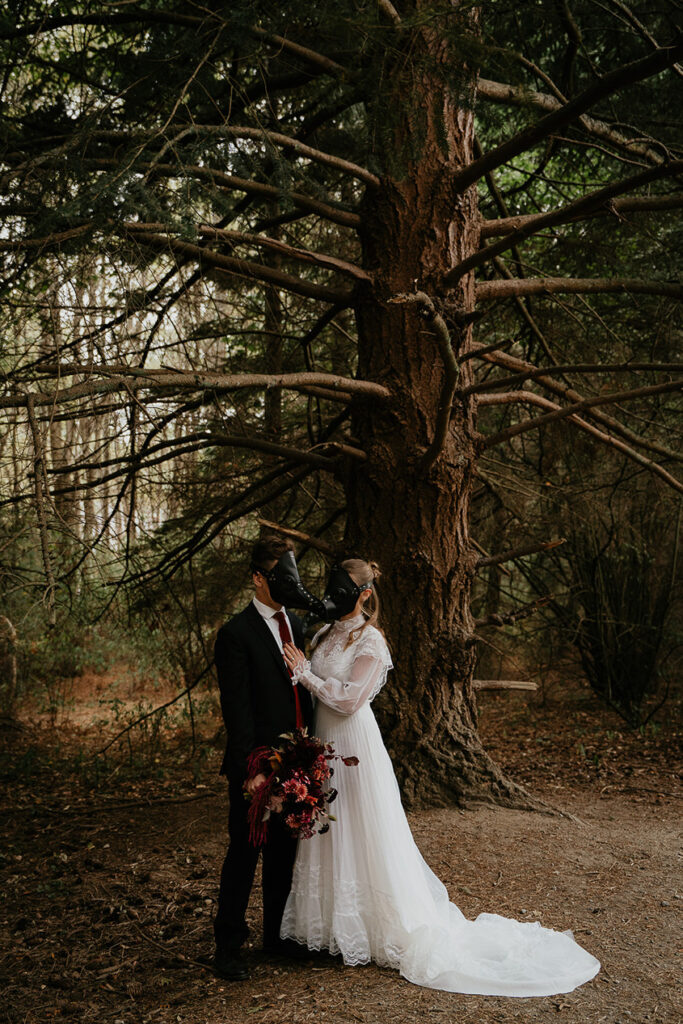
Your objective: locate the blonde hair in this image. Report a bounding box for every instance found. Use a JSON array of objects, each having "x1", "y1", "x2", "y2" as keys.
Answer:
[
  {"x1": 311, "y1": 558, "x2": 384, "y2": 651},
  {"x1": 340, "y1": 557, "x2": 382, "y2": 648}
]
